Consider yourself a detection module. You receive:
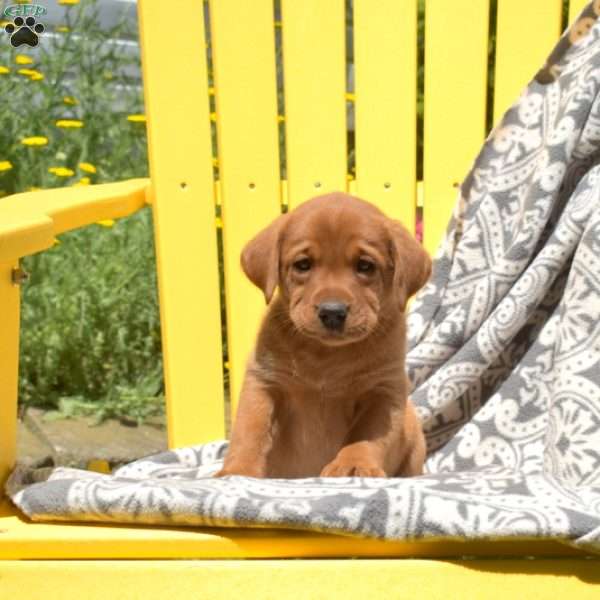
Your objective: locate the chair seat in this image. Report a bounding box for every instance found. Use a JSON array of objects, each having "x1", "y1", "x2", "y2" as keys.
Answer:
[
  {"x1": 0, "y1": 500, "x2": 591, "y2": 561},
  {"x1": 1, "y1": 499, "x2": 599, "y2": 599}
]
